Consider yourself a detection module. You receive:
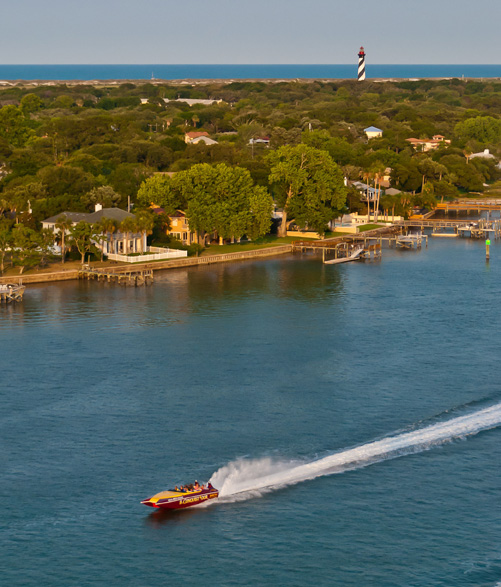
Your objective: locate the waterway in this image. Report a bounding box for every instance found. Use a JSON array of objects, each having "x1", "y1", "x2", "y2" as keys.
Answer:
[{"x1": 1, "y1": 237, "x2": 500, "y2": 586}]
